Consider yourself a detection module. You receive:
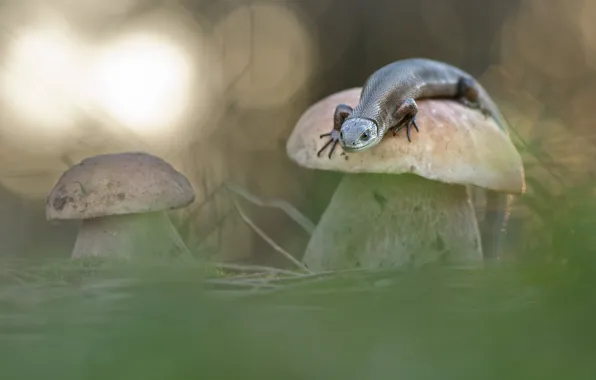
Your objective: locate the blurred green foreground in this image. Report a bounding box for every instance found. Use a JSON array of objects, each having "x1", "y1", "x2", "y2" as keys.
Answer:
[{"x1": 1, "y1": 178, "x2": 595, "y2": 380}]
